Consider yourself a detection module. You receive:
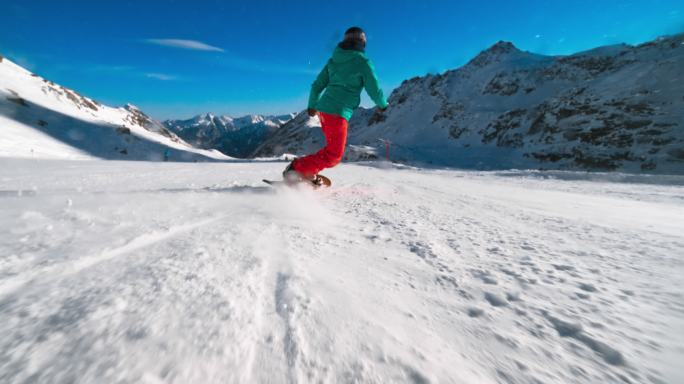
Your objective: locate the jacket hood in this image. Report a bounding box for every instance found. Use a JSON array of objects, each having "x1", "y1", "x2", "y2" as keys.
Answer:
[{"x1": 331, "y1": 46, "x2": 366, "y2": 64}]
